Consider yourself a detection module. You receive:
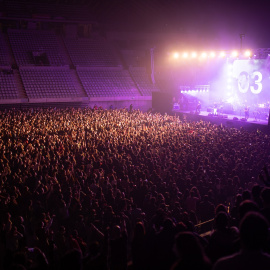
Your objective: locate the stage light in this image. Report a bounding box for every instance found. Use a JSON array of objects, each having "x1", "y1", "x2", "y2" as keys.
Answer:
[
  {"x1": 210, "y1": 51, "x2": 216, "y2": 58},
  {"x1": 201, "y1": 52, "x2": 207, "y2": 58},
  {"x1": 182, "y1": 52, "x2": 188, "y2": 58},
  {"x1": 227, "y1": 85, "x2": 232, "y2": 90},
  {"x1": 244, "y1": 50, "x2": 251, "y2": 57},
  {"x1": 231, "y1": 51, "x2": 238, "y2": 57},
  {"x1": 219, "y1": 51, "x2": 226, "y2": 57},
  {"x1": 191, "y1": 52, "x2": 197, "y2": 58},
  {"x1": 227, "y1": 78, "x2": 232, "y2": 83},
  {"x1": 173, "y1": 52, "x2": 179, "y2": 59}
]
